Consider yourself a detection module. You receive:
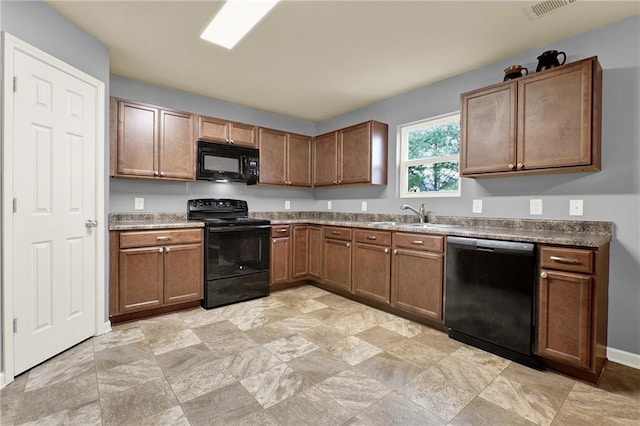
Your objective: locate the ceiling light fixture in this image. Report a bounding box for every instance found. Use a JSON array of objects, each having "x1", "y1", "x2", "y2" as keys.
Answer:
[{"x1": 200, "y1": 0, "x2": 280, "y2": 49}]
